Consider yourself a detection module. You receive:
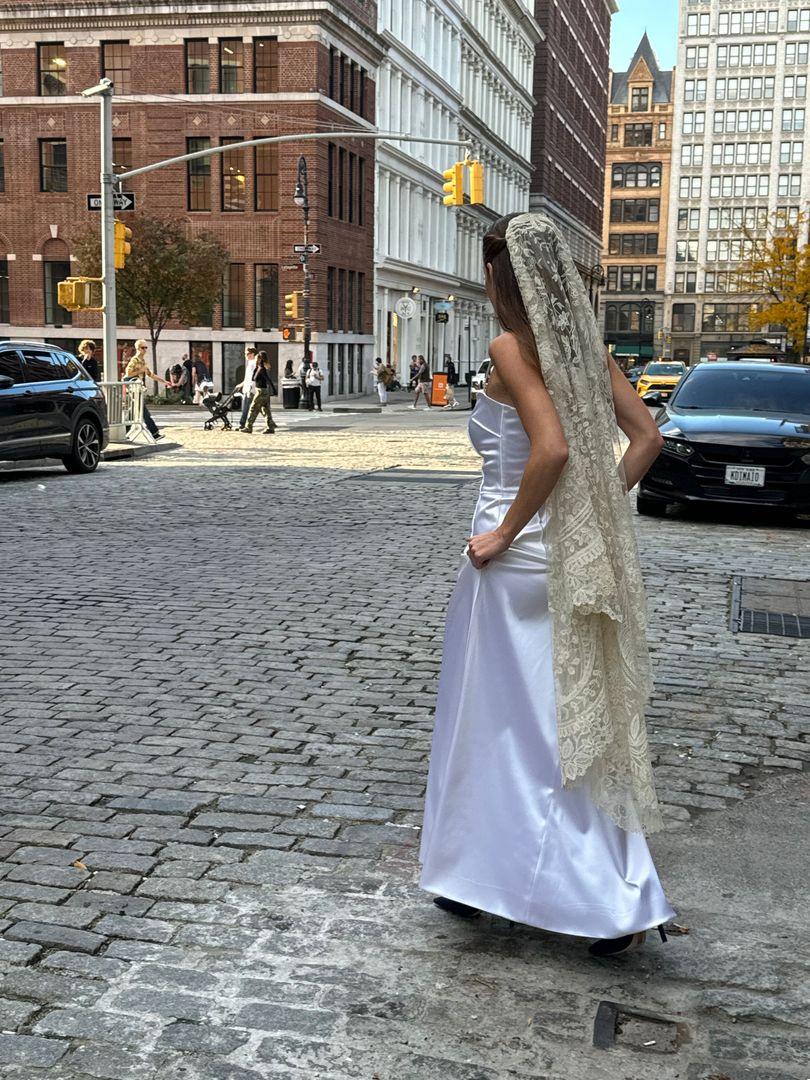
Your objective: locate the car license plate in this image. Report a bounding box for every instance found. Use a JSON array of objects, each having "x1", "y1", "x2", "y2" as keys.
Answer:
[{"x1": 725, "y1": 465, "x2": 765, "y2": 487}]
